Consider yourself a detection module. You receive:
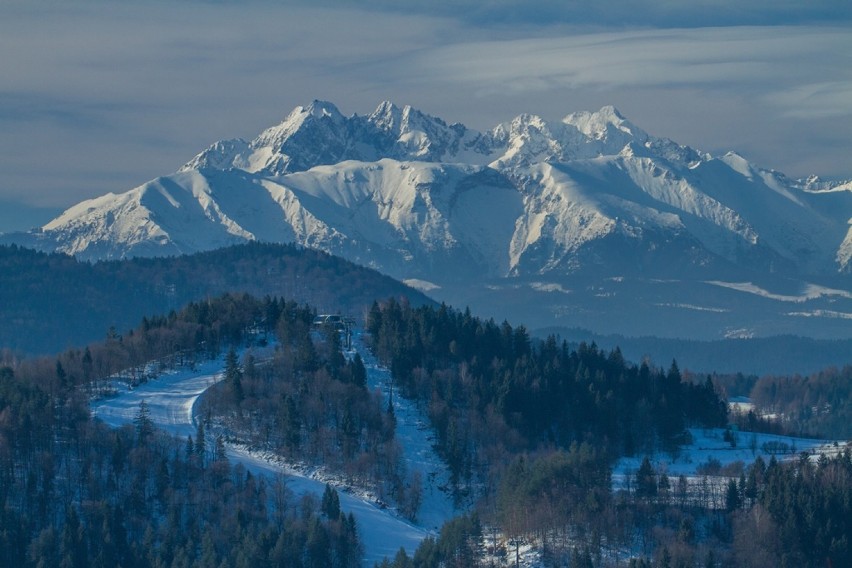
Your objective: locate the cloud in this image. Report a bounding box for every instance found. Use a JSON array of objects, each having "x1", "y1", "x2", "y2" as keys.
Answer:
[
  {"x1": 400, "y1": 27, "x2": 850, "y2": 95},
  {"x1": 766, "y1": 81, "x2": 852, "y2": 119},
  {"x1": 294, "y1": 0, "x2": 852, "y2": 27},
  {"x1": 0, "y1": 0, "x2": 850, "y2": 226}
]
